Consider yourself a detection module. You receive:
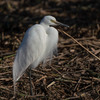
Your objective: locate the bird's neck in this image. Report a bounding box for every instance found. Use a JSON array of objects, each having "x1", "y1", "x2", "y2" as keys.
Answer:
[{"x1": 40, "y1": 22, "x2": 49, "y2": 31}]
